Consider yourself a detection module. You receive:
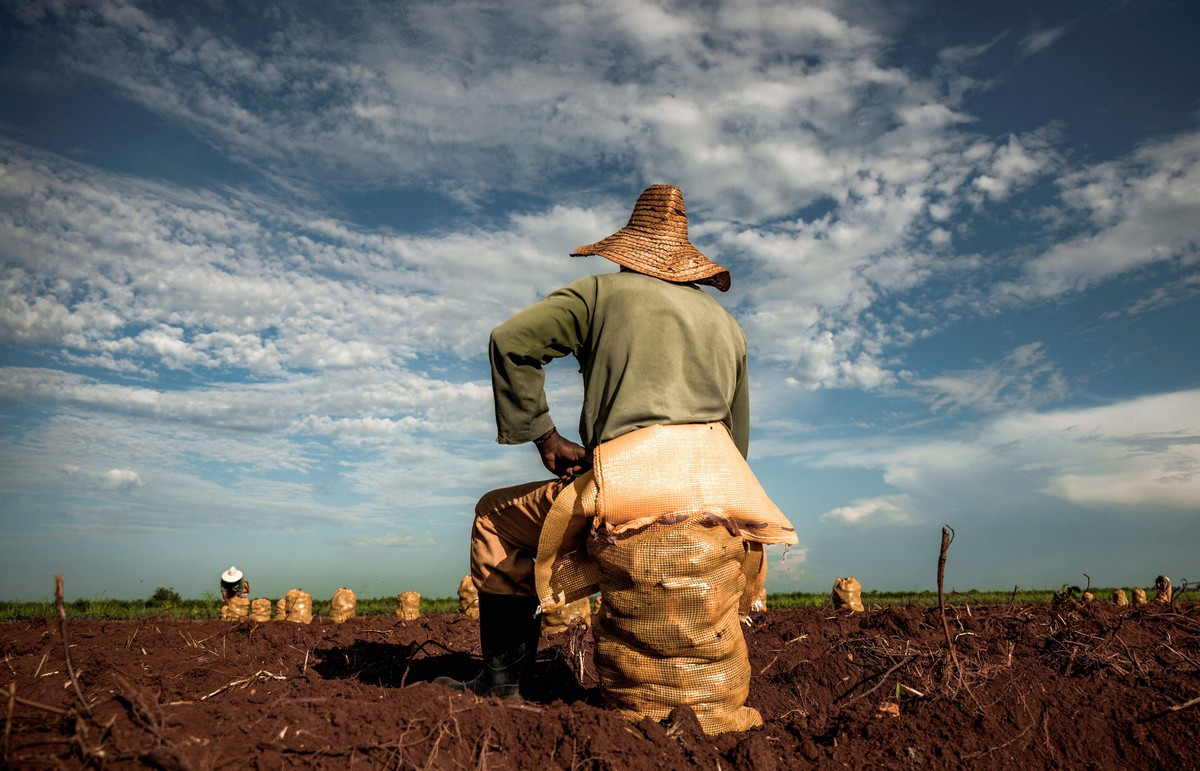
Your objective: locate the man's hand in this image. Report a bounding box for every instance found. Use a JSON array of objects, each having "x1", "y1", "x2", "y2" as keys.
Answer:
[{"x1": 534, "y1": 427, "x2": 592, "y2": 479}]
